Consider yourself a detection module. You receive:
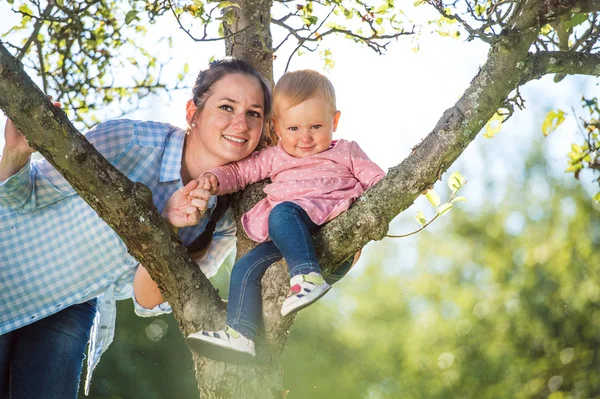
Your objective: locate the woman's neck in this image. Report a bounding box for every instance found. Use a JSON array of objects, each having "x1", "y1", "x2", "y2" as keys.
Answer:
[{"x1": 181, "y1": 134, "x2": 223, "y2": 185}]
